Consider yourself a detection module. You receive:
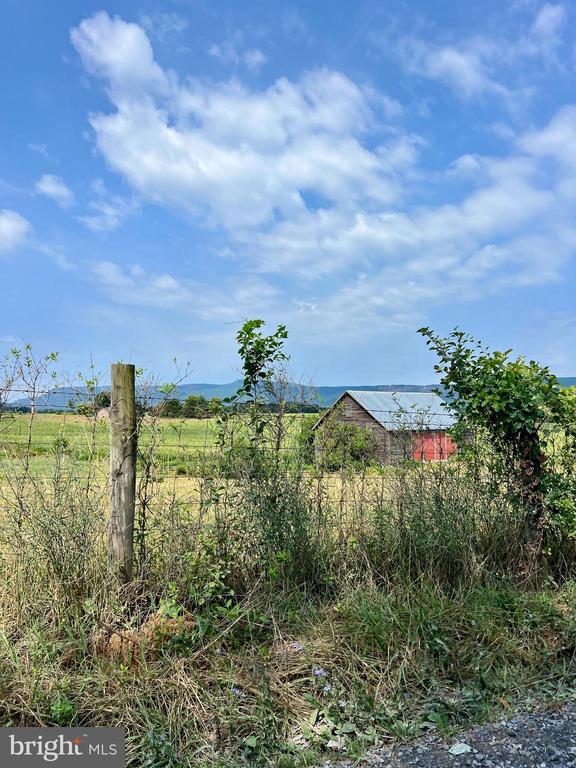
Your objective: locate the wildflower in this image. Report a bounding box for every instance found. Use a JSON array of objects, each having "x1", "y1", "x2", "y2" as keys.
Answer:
[
  {"x1": 289, "y1": 641, "x2": 304, "y2": 652},
  {"x1": 322, "y1": 683, "x2": 333, "y2": 694},
  {"x1": 312, "y1": 666, "x2": 327, "y2": 678},
  {"x1": 231, "y1": 686, "x2": 241, "y2": 696},
  {"x1": 338, "y1": 699, "x2": 347, "y2": 709}
]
